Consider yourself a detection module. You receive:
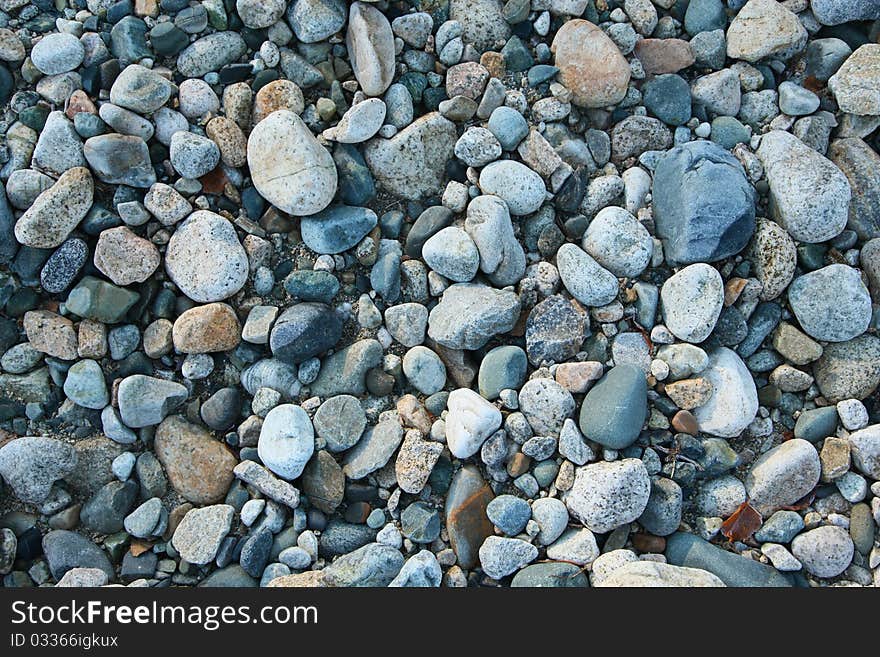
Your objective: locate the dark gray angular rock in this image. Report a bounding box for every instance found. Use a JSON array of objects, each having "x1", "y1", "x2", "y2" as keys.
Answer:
[
  {"x1": 42, "y1": 530, "x2": 114, "y2": 582},
  {"x1": 652, "y1": 140, "x2": 756, "y2": 265},
  {"x1": 525, "y1": 295, "x2": 589, "y2": 366},
  {"x1": 578, "y1": 364, "x2": 647, "y2": 450},
  {"x1": 269, "y1": 303, "x2": 342, "y2": 364},
  {"x1": 80, "y1": 480, "x2": 139, "y2": 534}
]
